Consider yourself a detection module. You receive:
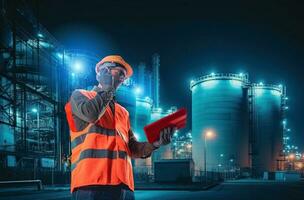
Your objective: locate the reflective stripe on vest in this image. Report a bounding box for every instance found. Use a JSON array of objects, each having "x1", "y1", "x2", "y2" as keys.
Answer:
[
  {"x1": 71, "y1": 124, "x2": 116, "y2": 150},
  {"x1": 71, "y1": 149, "x2": 128, "y2": 171}
]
